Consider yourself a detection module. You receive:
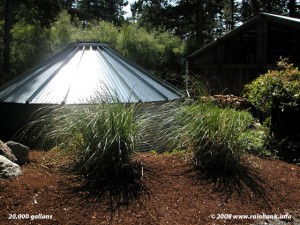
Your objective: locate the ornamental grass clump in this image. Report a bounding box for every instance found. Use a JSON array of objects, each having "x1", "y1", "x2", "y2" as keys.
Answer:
[
  {"x1": 182, "y1": 102, "x2": 254, "y2": 178},
  {"x1": 138, "y1": 100, "x2": 267, "y2": 198},
  {"x1": 36, "y1": 103, "x2": 138, "y2": 186},
  {"x1": 149, "y1": 100, "x2": 256, "y2": 180}
]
